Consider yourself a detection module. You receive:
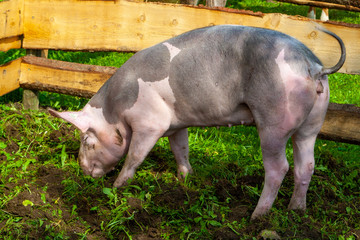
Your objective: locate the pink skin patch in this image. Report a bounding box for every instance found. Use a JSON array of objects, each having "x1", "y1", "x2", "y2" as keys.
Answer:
[
  {"x1": 113, "y1": 77, "x2": 179, "y2": 186},
  {"x1": 163, "y1": 42, "x2": 181, "y2": 62},
  {"x1": 124, "y1": 77, "x2": 177, "y2": 129},
  {"x1": 275, "y1": 49, "x2": 309, "y2": 130}
]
